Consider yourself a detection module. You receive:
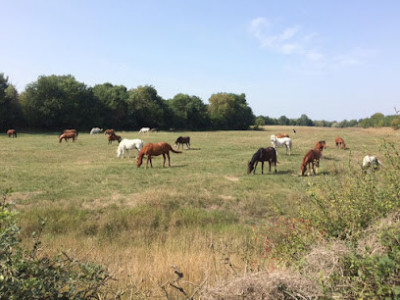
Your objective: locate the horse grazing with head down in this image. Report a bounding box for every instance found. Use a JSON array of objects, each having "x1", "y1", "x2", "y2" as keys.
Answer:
[
  {"x1": 108, "y1": 133, "x2": 122, "y2": 144},
  {"x1": 247, "y1": 147, "x2": 277, "y2": 175},
  {"x1": 59, "y1": 131, "x2": 77, "y2": 143},
  {"x1": 271, "y1": 135, "x2": 292, "y2": 155},
  {"x1": 117, "y1": 139, "x2": 144, "y2": 158},
  {"x1": 175, "y1": 136, "x2": 190, "y2": 149},
  {"x1": 335, "y1": 137, "x2": 346, "y2": 150},
  {"x1": 7, "y1": 129, "x2": 17, "y2": 138},
  {"x1": 137, "y1": 142, "x2": 182, "y2": 169},
  {"x1": 362, "y1": 155, "x2": 382, "y2": 172},
  {"x1": 301, "y1": 149, "x2": 322, "y2": 176}
]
